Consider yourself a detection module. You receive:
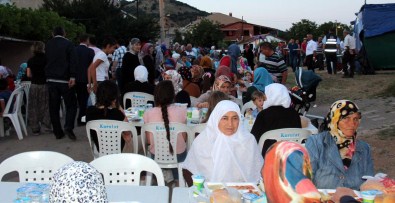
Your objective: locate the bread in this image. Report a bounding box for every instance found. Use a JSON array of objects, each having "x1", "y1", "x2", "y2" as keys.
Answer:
[{"x1": 360, "y1": 177, "x2": 395, "y2": 194}]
